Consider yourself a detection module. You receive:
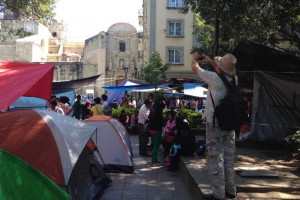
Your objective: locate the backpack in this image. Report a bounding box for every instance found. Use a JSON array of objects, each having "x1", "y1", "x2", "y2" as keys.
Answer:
[{"x1": 210, "y1": 73, "x2": 248, "y2": 131}]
